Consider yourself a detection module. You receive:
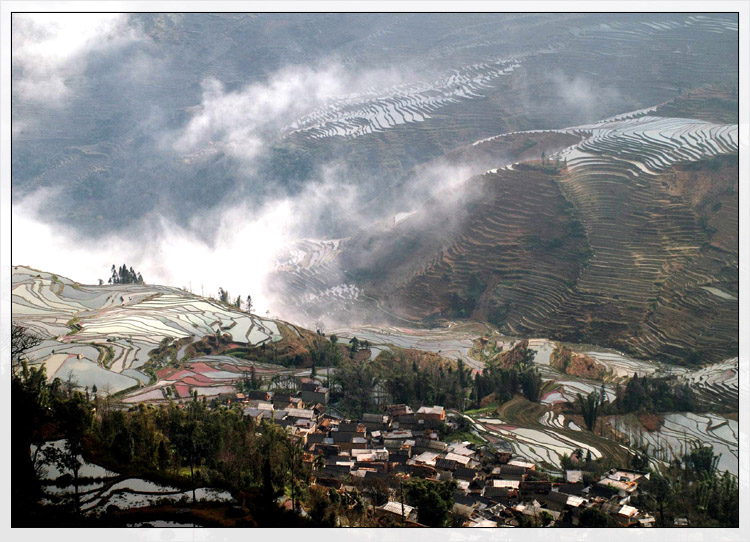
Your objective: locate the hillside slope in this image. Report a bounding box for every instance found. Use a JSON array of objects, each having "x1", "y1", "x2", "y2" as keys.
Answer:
[
  {"x1": 272, "y1": 90, "x2": 738, "y2": 365},
  {"x1": 11, "y1": 266, "x2": 319, "y2": 399}
]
